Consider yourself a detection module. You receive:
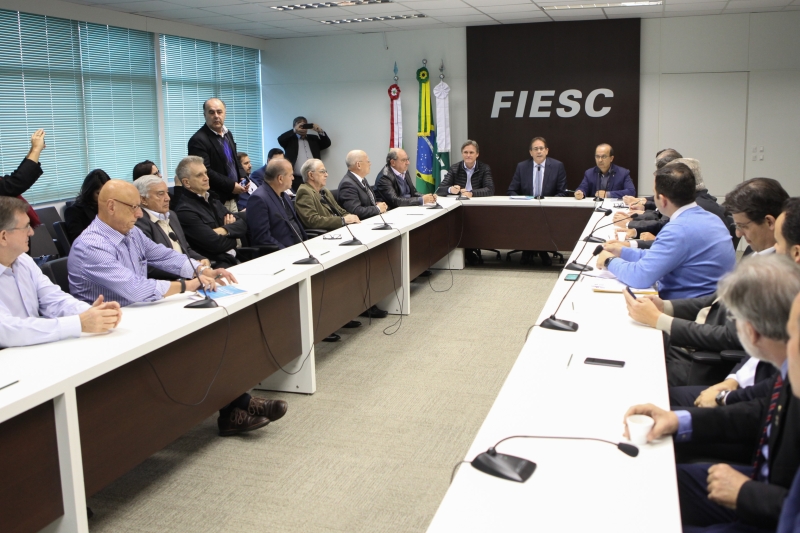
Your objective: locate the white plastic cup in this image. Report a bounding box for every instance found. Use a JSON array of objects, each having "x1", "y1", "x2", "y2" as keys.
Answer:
[
  {"x1": 616, "y1": 230, "x2": 628, "y2": 242},
  {"x1": 626, "y1": 414, "x2": 655, "y2": 446}
]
